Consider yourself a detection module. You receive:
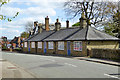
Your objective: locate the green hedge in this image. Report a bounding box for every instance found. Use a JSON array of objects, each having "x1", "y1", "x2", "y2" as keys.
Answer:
[{"x1": 90, "y1": 49, "x2": 120, "y2": 61}]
